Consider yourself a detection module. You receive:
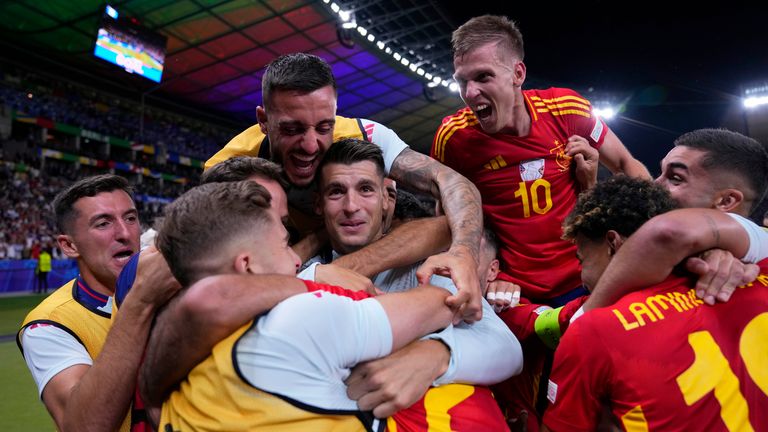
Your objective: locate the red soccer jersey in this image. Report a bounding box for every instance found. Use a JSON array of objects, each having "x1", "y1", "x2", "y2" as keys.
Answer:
[
  {"x1": 389, "y1": 384, "x2": 509, "y2": 432},
  {"x1": 432, "y1": 88, "x2": 607, "y2": 300},
  {"x1": 544, "y1": 262, "x2": 768, "y2": 431}
]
